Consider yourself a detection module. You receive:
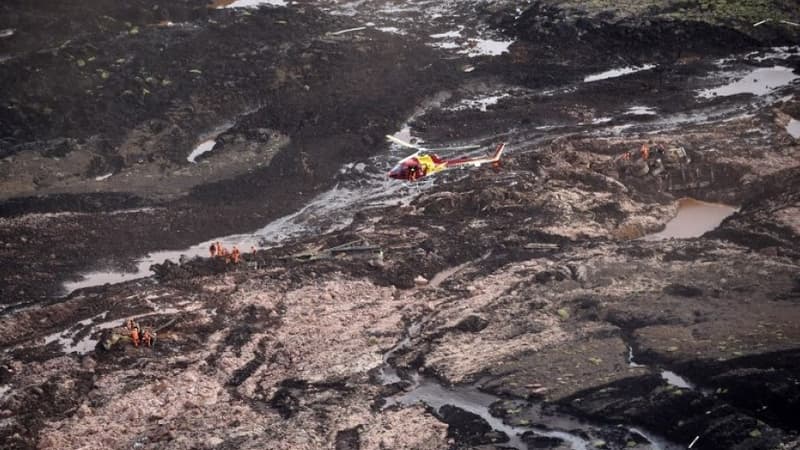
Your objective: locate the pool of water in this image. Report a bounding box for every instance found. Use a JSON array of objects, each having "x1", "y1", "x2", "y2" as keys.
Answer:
[
  {"x1": 187, "y1": 140, "x2": 216, "y2": 163},
  {"x1": 645, "y1": 199, "x2": 737, "y2": 240},
  {"x1": 698, "y1": 66, "x2": 799, "y2": 98}
]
